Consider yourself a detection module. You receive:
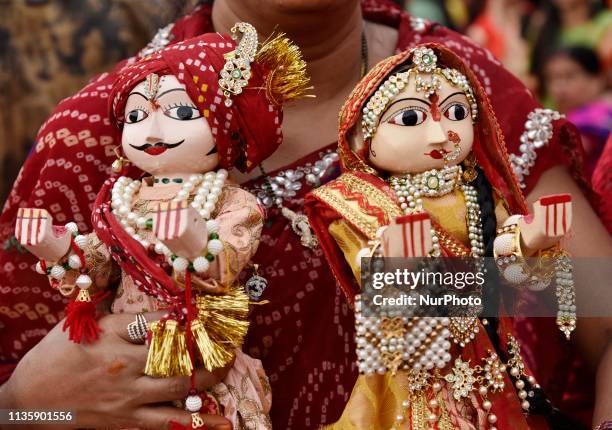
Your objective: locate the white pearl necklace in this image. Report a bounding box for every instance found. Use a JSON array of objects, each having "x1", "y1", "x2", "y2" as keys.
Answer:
[
  {"x1": 388, "y1": 165, "x2": 485, "y2": 258},
  {"x1": 110, "y1": 169, "x2": 228, "y2": 257}
]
